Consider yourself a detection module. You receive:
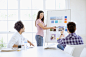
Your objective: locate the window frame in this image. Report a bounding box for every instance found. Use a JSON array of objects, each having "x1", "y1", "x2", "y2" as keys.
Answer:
[{"x1": 0, "y1": 0, "x2": 66, "y2": 47}]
